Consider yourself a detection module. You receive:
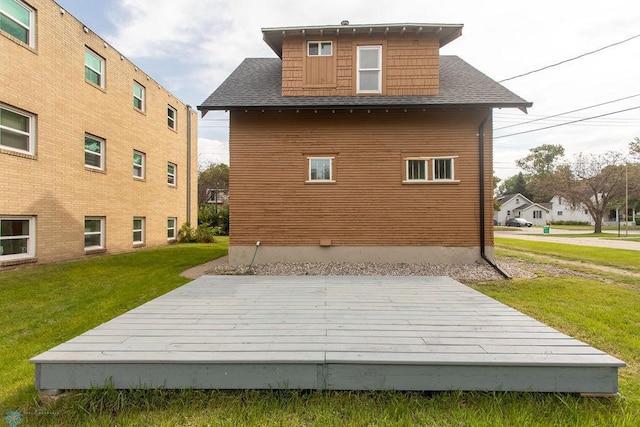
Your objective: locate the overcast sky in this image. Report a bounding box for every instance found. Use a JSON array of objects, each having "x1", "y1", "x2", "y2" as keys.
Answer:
[{"x1": 56, "y1": 0, "x2": 640, "y2": 180}]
